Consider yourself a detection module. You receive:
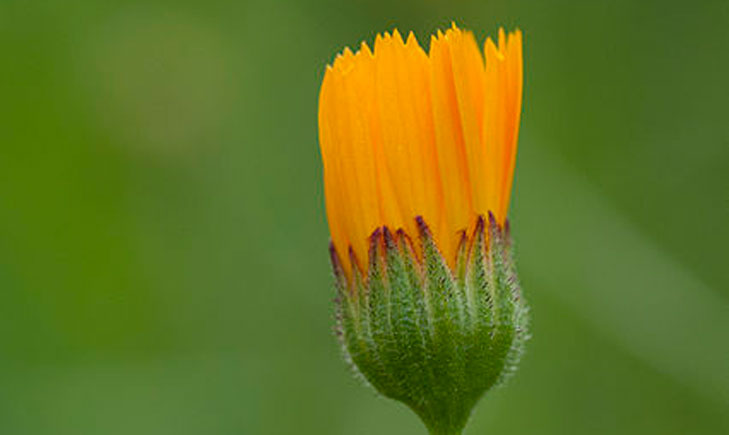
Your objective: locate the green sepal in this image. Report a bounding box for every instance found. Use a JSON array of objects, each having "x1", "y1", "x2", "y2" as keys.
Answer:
[{"x1": 332, "y1": 215, "x2": 530, "y2": 435}]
